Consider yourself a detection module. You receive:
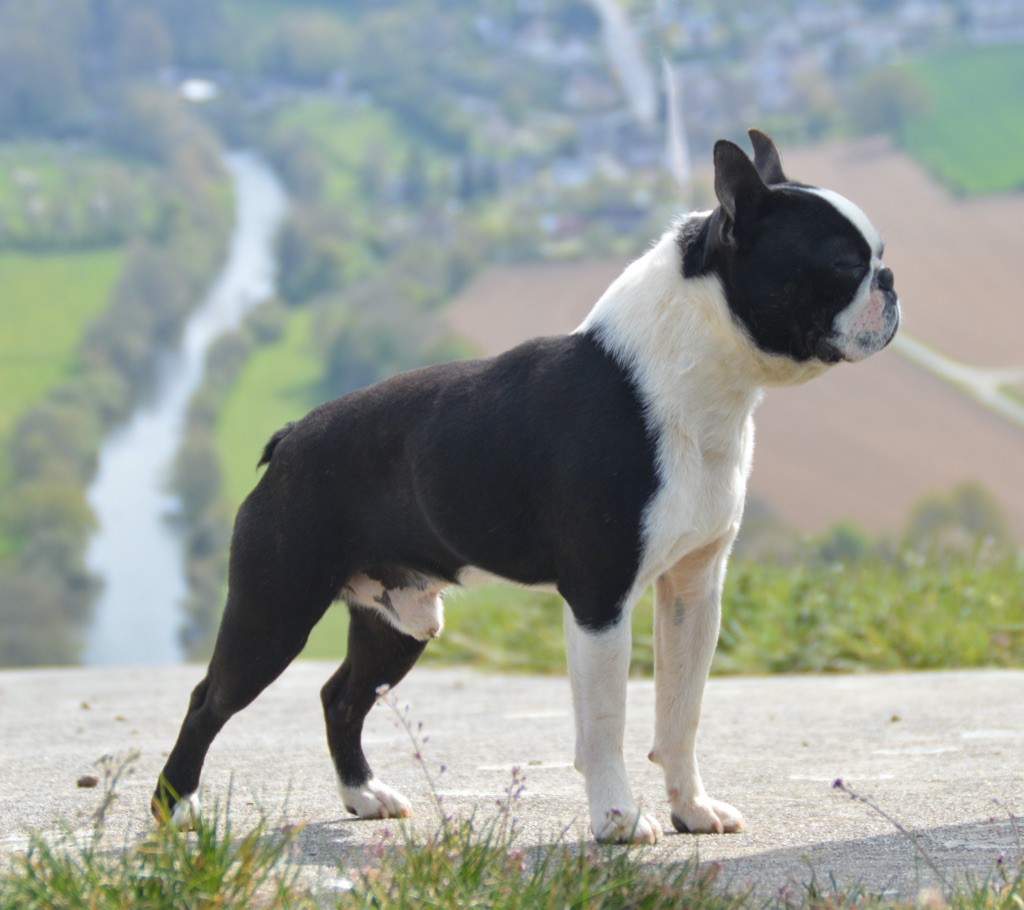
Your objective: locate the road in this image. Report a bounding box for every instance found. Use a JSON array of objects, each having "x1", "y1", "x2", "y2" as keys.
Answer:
[
  {"x1": 893, "y1": 332, "x2": 1024, "y2": 431},
  {"x1": 2, "y1": 663, "x2": 1022, "y2": 898}
]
